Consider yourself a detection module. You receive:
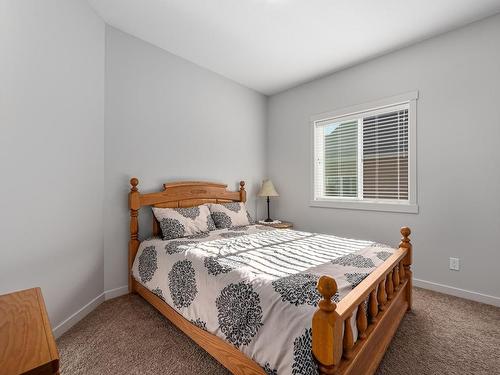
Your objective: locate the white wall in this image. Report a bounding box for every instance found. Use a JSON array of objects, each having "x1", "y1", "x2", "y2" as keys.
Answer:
[
  {"x1": 267, "y1": 14, "x2": 500, "y2": 302},
  {"x1": 104, "y1": 27, "x2": 267, "y2": 292},
  {"x1": 0, "y1": 0, "x2": 104, "y2": 329}
]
